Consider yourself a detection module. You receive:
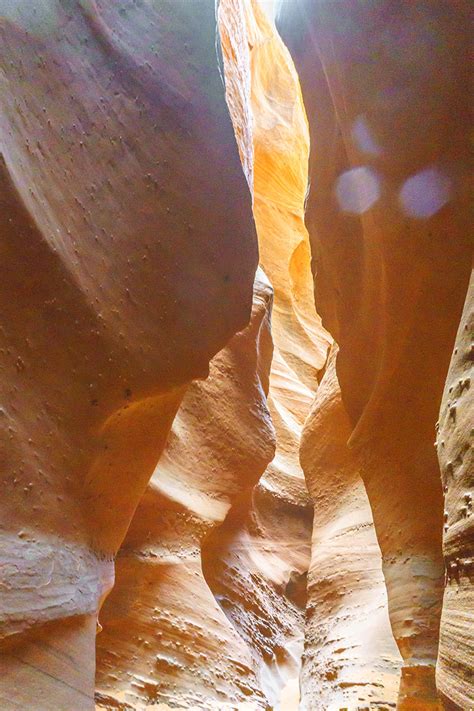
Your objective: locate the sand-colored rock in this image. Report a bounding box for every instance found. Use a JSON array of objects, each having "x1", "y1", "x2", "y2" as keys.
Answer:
[
  {"x1": 97, "y1": 3, "x2": 329, "y2": 709},
  {"x1": 300, "y1": 347, "x2": 402, "y2": 710},
  {"x1": 0, "y1": 1, "x2": 257, "y2": 707},
  {"x1": 95, "y1": 271, "x2": 276, "y2": 710},
  {"x1": 436, "y1": 269, "x2": 473, "y2": 710},
  {"x1": 3, "y1": 0, "x2": 472, "y2": 708},
  {"x1": 278, "y1": 1, "x2": 472, "y2": 705},
  {"x1": 213, "y1": 2, "x2": 330, "y2": 706}
]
